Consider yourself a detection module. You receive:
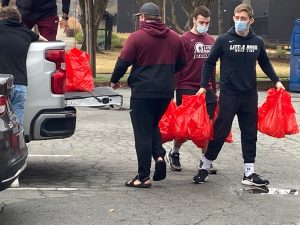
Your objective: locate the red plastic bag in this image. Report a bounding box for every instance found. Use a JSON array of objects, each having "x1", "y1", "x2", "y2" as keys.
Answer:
[
  {"x1": 159, "y1": 100, "x2": 177, "y2": 143},
  {"x1": 281, "y1": 90, "x2": 299, "y2": 135},
  {"x1": 65, "y1": 48, "x2": 94, "y2": 92},
  {"x1": 187, "y1": 94, "x2": 213, "y2": 148},
  {"x1": 258, "y1": 88, "x2": 299, "y2": 138},
  {"x1": 211, "y1": 102, "x2": 233, "y2": 143},
  {"x1": 170, "y1": 95, "x2": 199, "y2": 141}
]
